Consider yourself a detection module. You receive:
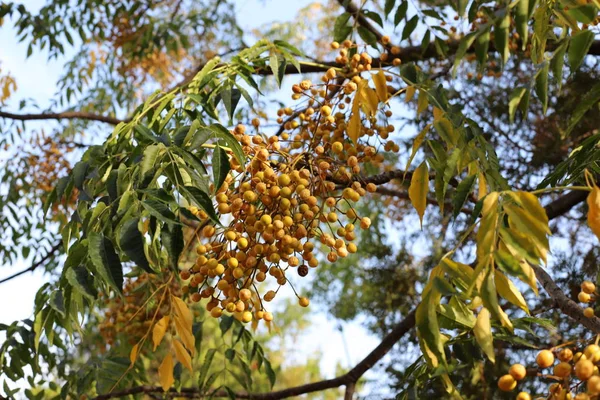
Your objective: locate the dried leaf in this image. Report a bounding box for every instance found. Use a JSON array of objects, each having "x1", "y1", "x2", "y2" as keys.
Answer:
[
  {"x1": 152, "y1": 316, "x2": 170, "y2": 351},
  {"x1": 129, "y1": 343, "x2": 139, "y2": 366},
  {"x1": 588, "y1": 185, "x2": 600, "y2": 240},
  {"x1": 159, "y1": 353, "x2": 174, "y2": 391},
  {"x1": 373, "y1": 69, "x2": 389, "y2": 102},
  {"x1": 173, "y1": 339, "x2": 193, "y2": 372},
  {"x1": 474, "y1": 308, "x2": 495, "y2": 363}
]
